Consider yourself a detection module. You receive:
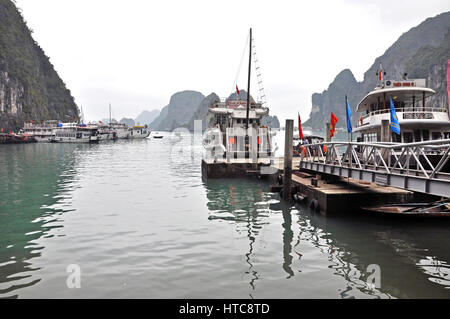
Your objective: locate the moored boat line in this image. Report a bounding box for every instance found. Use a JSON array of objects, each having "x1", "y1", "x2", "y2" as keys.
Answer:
[{"x1": 6, "y1": 121, "x2": 152, "y2": 143}]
